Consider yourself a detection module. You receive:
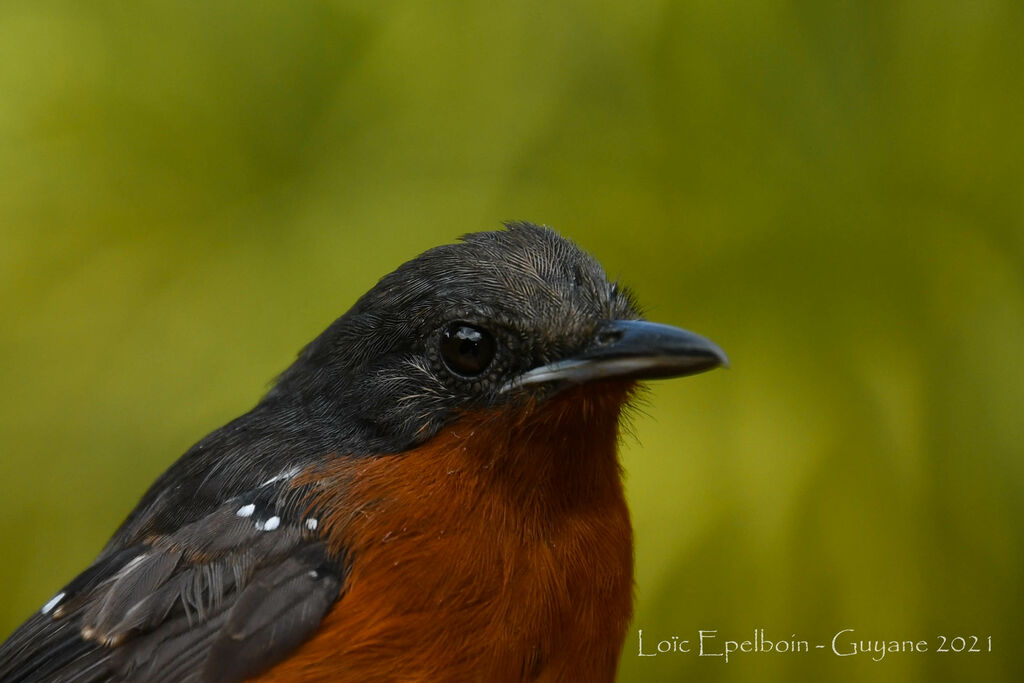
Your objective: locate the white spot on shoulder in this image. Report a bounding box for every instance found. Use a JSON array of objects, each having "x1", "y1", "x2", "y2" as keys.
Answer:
[
  {"x1": 258, "y1": 515, "x2": 280, "y2": 532},
  {"x1": 305, "y1": 518, "x2": 318, "y2": 531},
  {"x1": 236, "y1": 503, "x2": 255, "y2": 518},
  {"x1": 259, "y1": 466, "x2": 301, "y2": 488},
  {"x1": 41, "y1": 592, "x2": 65, "y2": 615}
]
